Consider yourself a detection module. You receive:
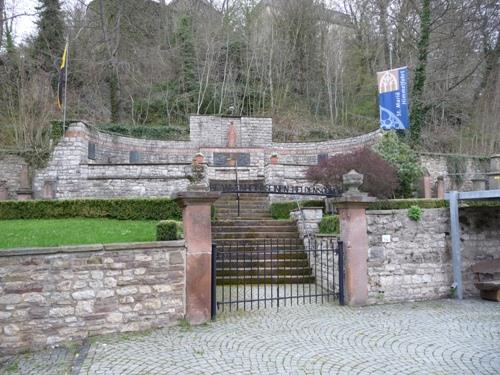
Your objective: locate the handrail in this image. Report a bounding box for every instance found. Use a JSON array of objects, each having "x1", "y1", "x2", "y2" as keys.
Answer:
[{"x1": 296, "y1": 199, "x2": 316, "y2": 257}]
